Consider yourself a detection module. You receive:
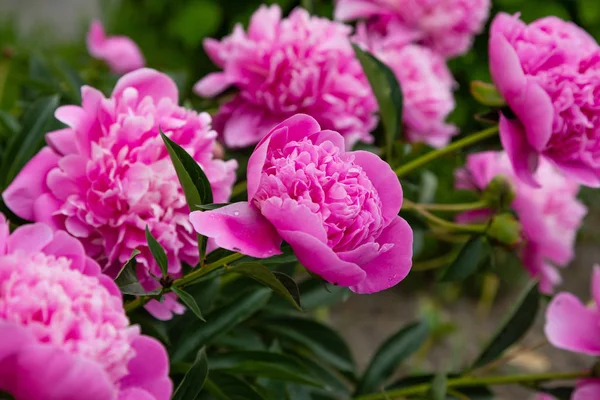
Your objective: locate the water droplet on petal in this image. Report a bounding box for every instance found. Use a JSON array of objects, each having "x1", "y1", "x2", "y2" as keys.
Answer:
[{"x1": 234, "y1": 211, "x2": 240, "y2": 216}]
